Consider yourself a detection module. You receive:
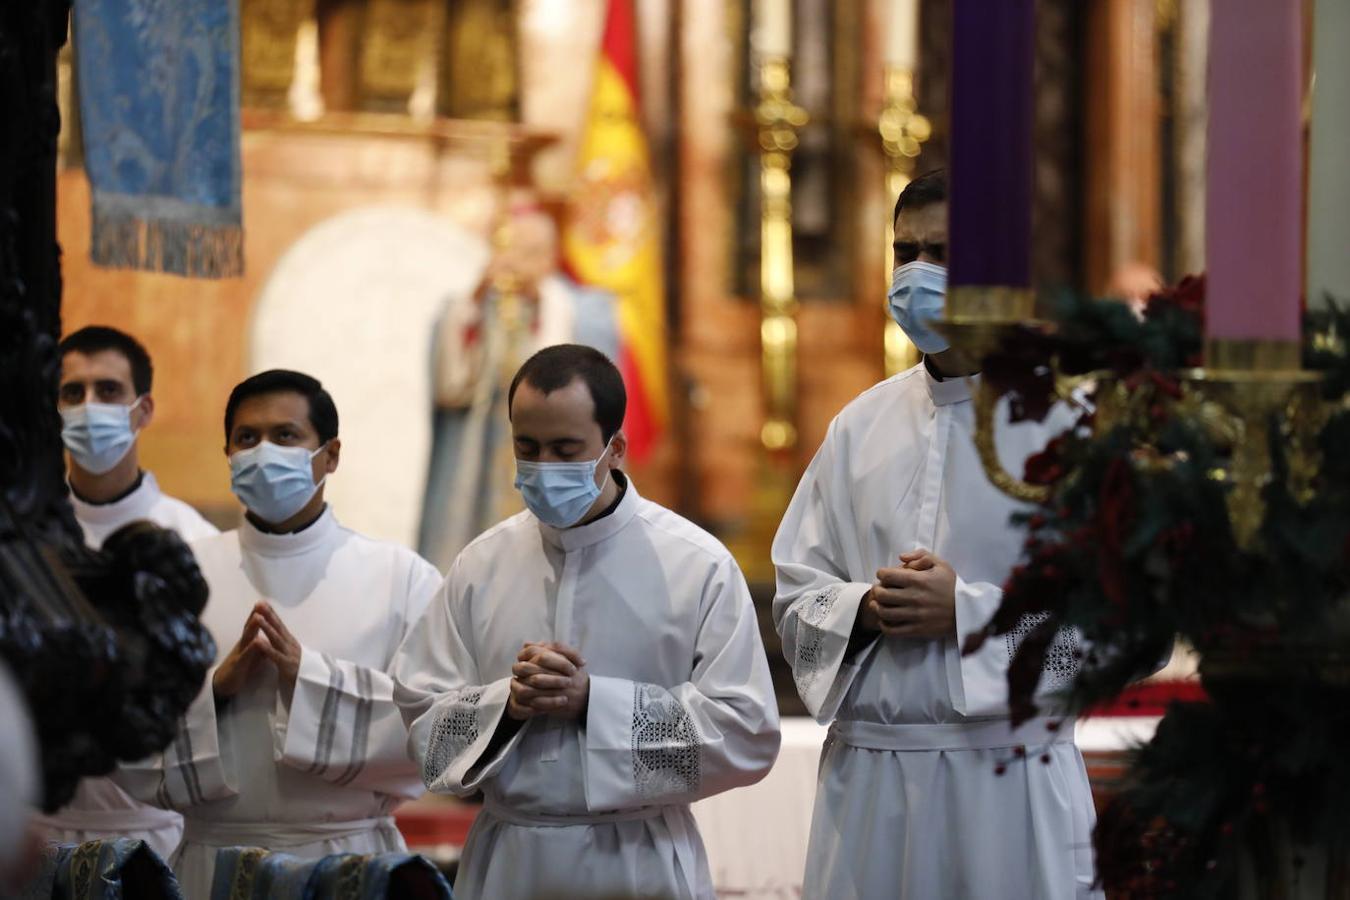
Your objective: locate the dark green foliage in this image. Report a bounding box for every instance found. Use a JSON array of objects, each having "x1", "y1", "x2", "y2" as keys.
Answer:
[{"x1": 963, "y1": 281, "x2": 1350, "y2": 895}]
